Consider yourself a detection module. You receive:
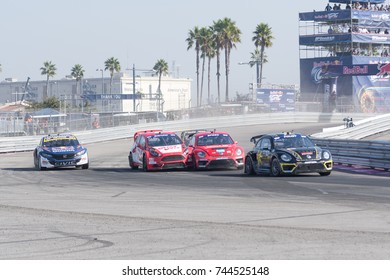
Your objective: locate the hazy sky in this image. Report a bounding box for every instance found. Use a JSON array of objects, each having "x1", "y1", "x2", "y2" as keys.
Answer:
[{"x1": 1, "y1": 0, "x2": 329, "y2": 101}]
